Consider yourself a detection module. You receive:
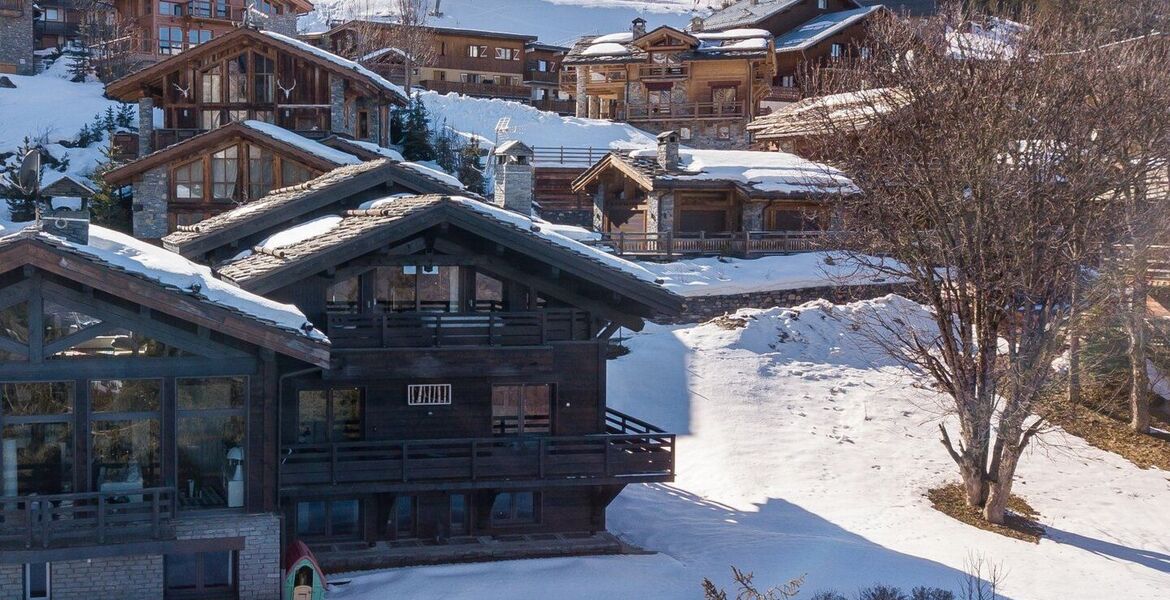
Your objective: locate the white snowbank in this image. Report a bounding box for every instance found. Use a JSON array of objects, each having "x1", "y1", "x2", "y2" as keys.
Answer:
[
  {"x1": 640, "y1": 253, "x2": 906, "y2": 297},
  {"x1": 257, "y1": 215, "x2": 344, "y2": 251},
  {"x1": 627, "y1": 147, "x2": 856, "y2": 195},
  {"x1": 581, "y1": 42, "x2": 632, "y2": 56},
  {"x1": 592, "y1": 31, "x2": 636, "y2": 44},
  {"x1": 0, "y1": 58, "x2": 121, "y2": 154}
]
